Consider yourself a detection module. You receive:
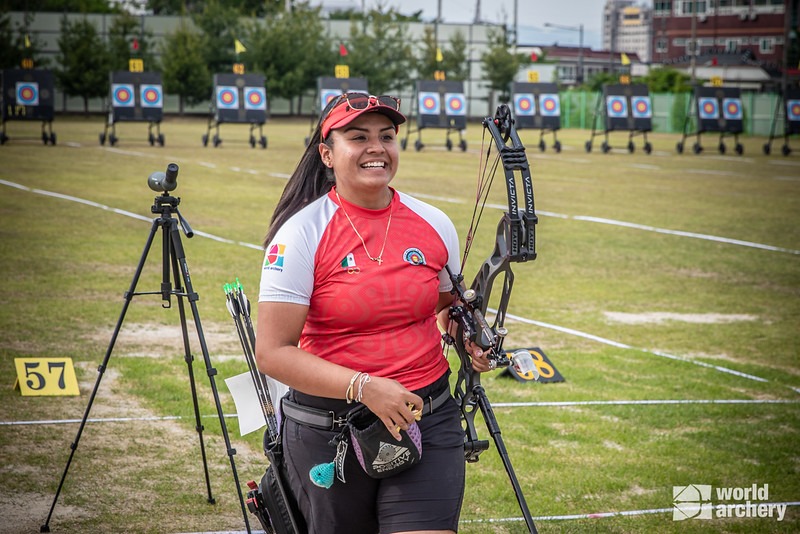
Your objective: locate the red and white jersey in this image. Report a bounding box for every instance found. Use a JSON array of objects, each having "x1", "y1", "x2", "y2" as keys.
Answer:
[{"x1": 259, "y1": 189, "x2": 460, "y2": 390}]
